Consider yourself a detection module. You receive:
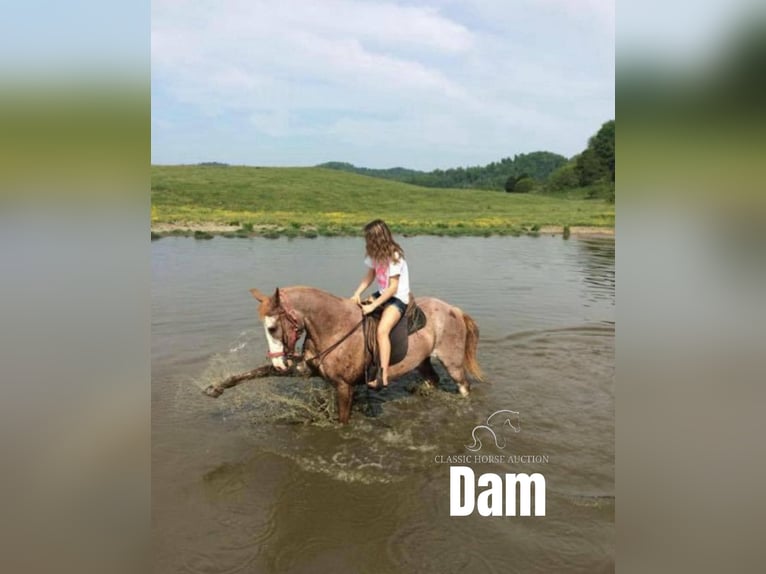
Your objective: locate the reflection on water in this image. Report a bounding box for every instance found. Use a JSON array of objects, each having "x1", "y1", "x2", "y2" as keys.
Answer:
[
  {"x1": 152, "y1": 236, "x2": 614, "y2": 573},
  {"x1": 577, "y1": 238, "x2": 616, "y2": 305}
]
